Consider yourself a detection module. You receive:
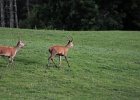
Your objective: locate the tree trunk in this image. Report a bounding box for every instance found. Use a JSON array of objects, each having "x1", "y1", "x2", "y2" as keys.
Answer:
[
  {"x1": 26, "y1": 0, "x2": 30, "y2": 17},
  {"x1": 0, "y1": 0, "x2": 5, "y2": 27},
  {"x1": 14, "y1": 0, "x2": 18, "y2": 28},
  {"x1": 10, "y1": 0, "x2": 14, "y2": 28}
]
